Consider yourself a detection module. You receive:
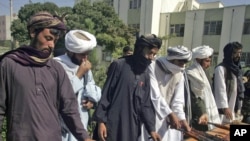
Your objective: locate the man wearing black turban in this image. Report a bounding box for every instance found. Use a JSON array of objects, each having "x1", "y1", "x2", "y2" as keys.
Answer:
[
  {"x1": 213, "y1": 42, "x2": 245, "y2": 123},
  {"x1": 93, "y1": 34, "x2": 162, "y2": 141},
  {"x1": 0, "y1": 11, "x2": 93, "y2": 141}
]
